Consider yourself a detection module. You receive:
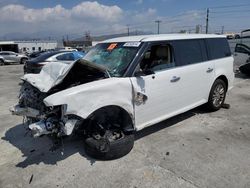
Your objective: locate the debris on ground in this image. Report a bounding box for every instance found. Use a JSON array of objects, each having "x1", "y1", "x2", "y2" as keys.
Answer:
[
  {"x1": 29, "y1": 174, "x2": 33, "y2": 184},
  {"x1": 222, "y1": 103, "x2": 230, "y2": 109}
]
